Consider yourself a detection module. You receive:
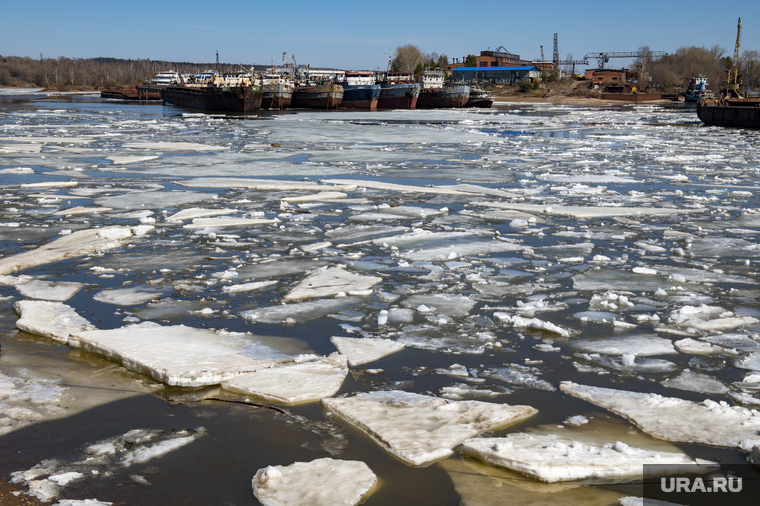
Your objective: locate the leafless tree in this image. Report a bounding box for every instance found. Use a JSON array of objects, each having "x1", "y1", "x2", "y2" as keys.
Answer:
[
  {"x1": 392, "y1": 44, "x2": 426, "y2": 74},
  {"x1": 740, "y1": 49, "x2": 760, "y2": 89}
]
